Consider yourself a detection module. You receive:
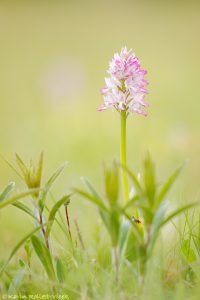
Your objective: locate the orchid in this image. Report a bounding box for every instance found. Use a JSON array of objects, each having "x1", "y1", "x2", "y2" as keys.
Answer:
[
  {"x1": 98, "y1": 47, "x2": 149, "y2": 116},
  {"x1": 99, "y1": 47, "x2": 149, "y2": 204}
]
